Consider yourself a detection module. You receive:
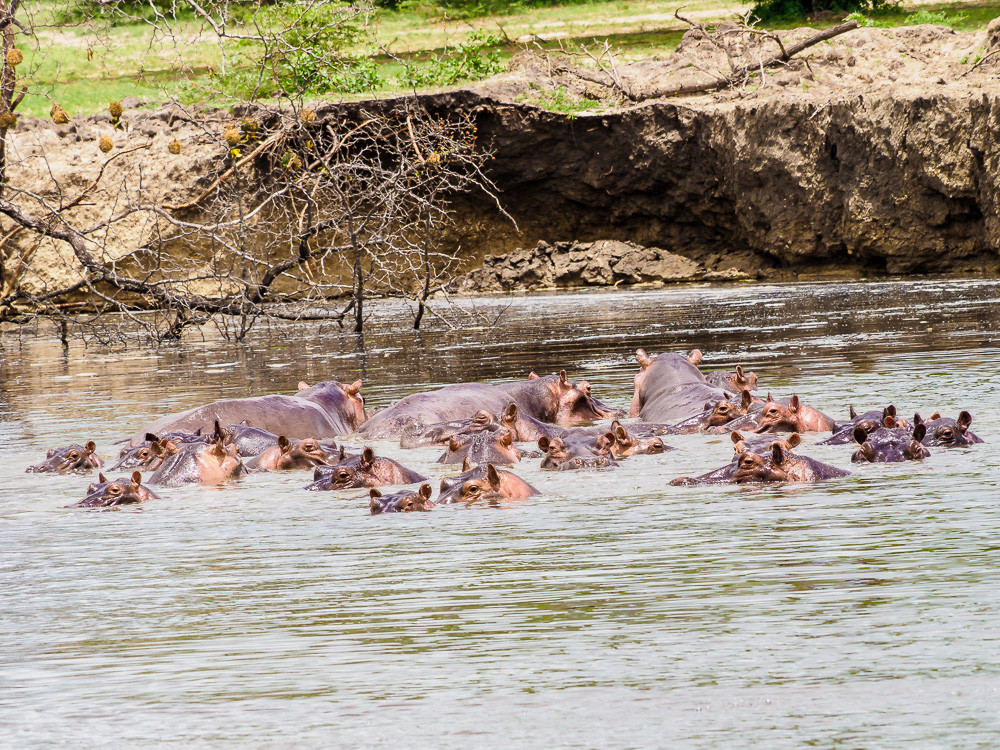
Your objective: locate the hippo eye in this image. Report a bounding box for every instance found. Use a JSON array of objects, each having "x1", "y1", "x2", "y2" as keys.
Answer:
[
  {"x1": 463, "y1": 482, "x2": 482, "y2": 496},
  {"x1": 108, "y1": 485, "x2": 122, "y2": 495},
  {"x1": 138, "y1": 449, "x2": 149, "y2": 458},
  {"x1": 400, "y1": 499, "x2": 413, "y2": 511},
  {"x1": 67, "y1": 452, "x2": 80, "y2": 460}
]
